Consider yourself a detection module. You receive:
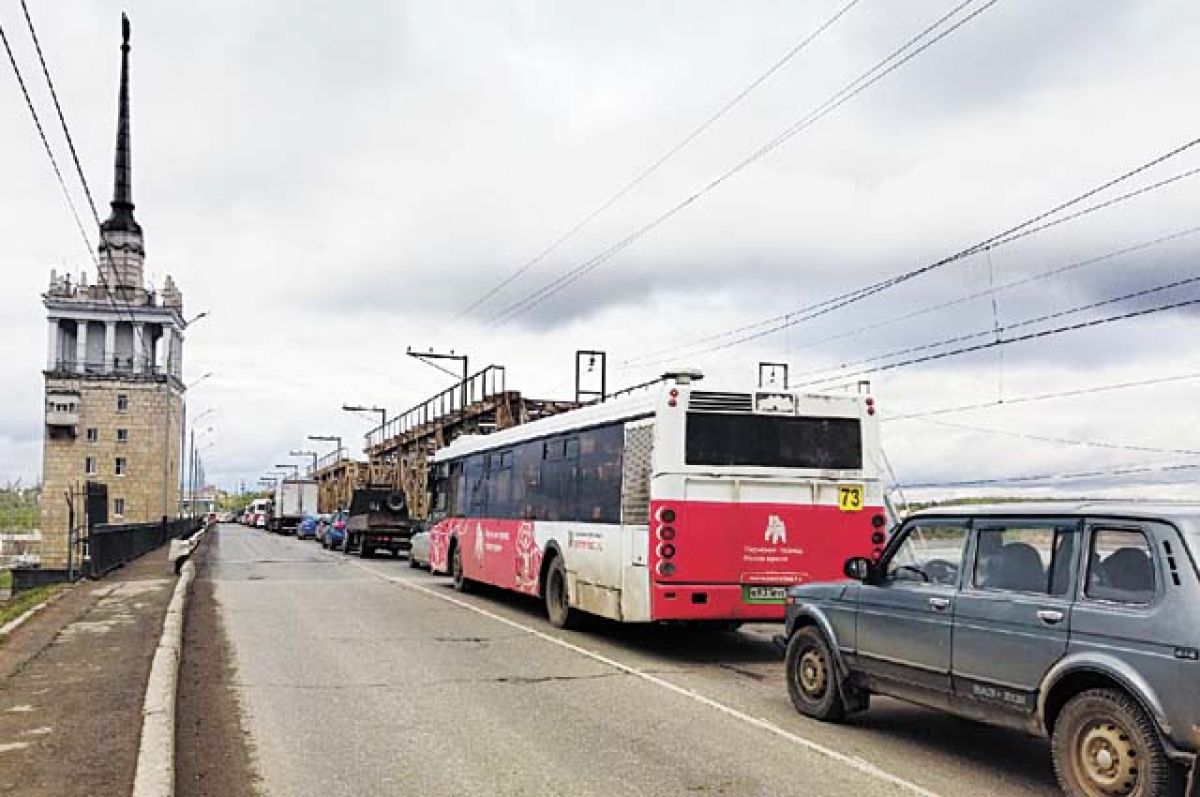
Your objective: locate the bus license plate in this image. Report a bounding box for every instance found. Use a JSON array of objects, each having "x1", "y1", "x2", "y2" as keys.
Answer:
[
  {"x1": 838, "y1": 484, "x2": 864, "y2": 511},
  {"x1": 743, "y1": 586, "x2": 788, "y2": 604}
]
